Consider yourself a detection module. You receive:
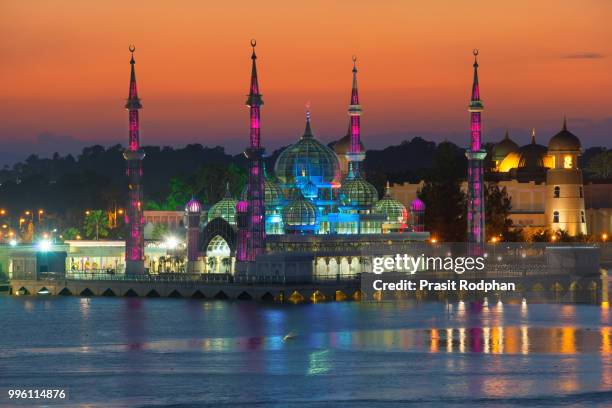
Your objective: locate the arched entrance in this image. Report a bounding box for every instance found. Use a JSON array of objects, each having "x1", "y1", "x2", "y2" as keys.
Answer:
[
  {"x1": 206, "y1": 235, "x2": 233, "y2": 273},
  {"x1": 202, "y1": 217, "x2": 237, "y2": 274}
]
